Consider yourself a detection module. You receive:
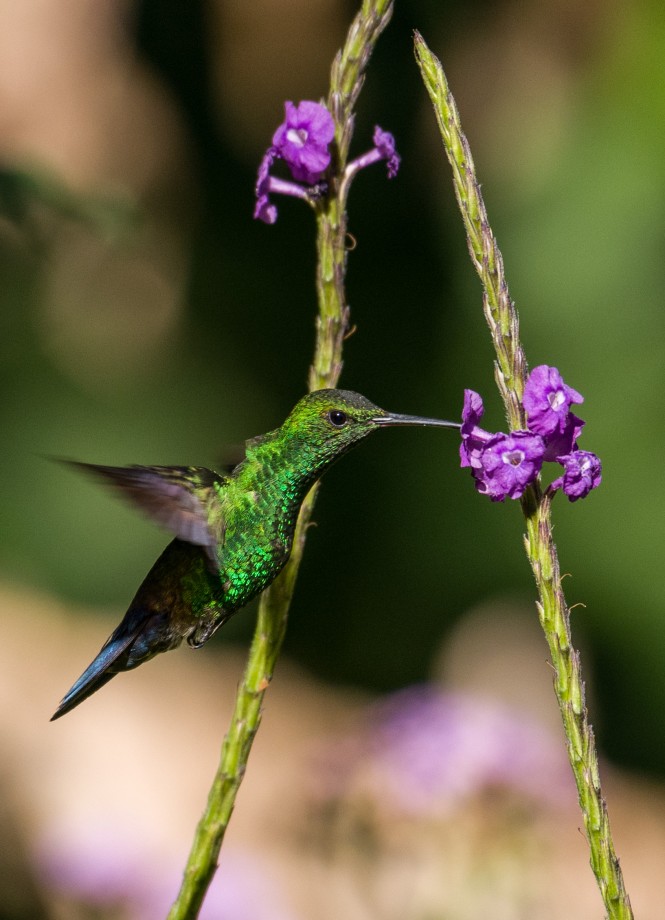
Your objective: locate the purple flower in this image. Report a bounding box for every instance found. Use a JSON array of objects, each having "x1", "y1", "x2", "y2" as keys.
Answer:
[
  {"x1": 345, "y1": 125, "x2": 401, "y2": 182},
  {"x1": 372, "y1": 126, "x2": 401, "y2": 178},
  {"x1": 254, "y1": 103, "x2": 400, "y2": 222},
  {"x1": 460, "y1": 390, "x2": 544, "y2": 500},
  {"x1": 253, "y1": 101, "x2": 333, "y2": 223},
  {"x1": 551, "y1": 450, "x2": 602, "y2": 501},
  {"x1": 473, "y1": 431, "x2": 545, "y2": 501},
  {"x1": 523, "y1": 365, "x2": 584, "y2": 437},
  {"x1": 272, "y1": 101, "x2": 334, "y2": 184}
]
